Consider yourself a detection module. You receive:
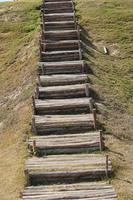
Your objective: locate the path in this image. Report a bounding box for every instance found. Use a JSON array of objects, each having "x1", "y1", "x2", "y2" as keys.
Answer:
[{"x1": 22, "y1": 0, "x2": 117, "y2": 199}]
